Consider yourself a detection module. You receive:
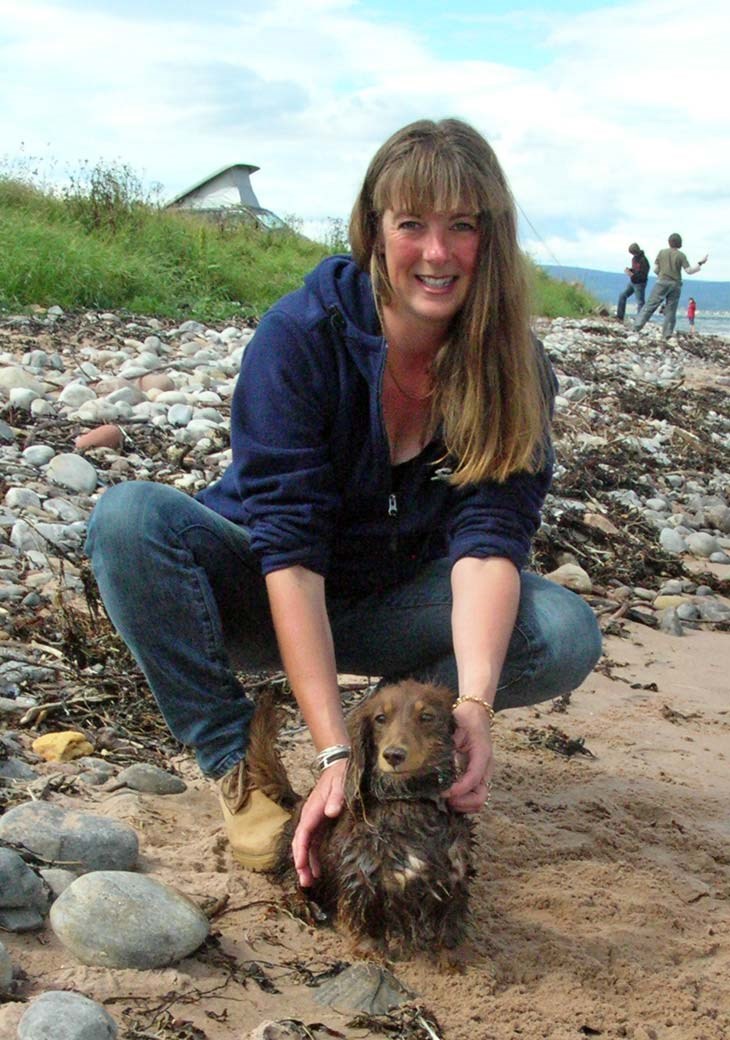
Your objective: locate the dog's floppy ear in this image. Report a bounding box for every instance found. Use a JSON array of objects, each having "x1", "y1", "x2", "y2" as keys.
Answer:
[{"x1": 344, "y1": 698, "x2": 373, "y2": 810}]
